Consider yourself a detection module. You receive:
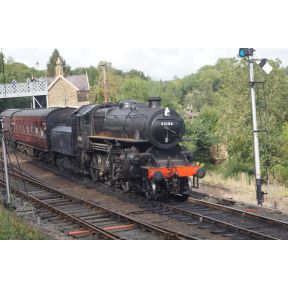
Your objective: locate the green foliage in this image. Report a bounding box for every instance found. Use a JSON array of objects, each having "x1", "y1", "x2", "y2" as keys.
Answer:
[
  {"x1": 185, "y1": 106, "x2": 218, "y2": 162},
  {"x1": 0, "y1": 61, "x2": 32, "y2": 83},
  {"x1": 89, "y1": 66, "x2": 123, "y2": 103},
  {"x1": 180, "y1": 57, "x2": 288, "y2": 182},
  {"x1": 0, "y1": 52, "x2": 4, "y2": 73},
  {"x1": 119, "y1": 77, "x2": 150, "y2": 102},
  {"x1": 2, "y1": 50, "x2": 288, "y2": 185},
  {"x1": 0, "y1": 98, "x2": 32, "y2": 111},
  {"x1": 46, "y1": 49, "x2": 71, "y2": 77},
  {"x1": 126, "y1": 69, "x2": 150, "y2": 80},
  {"x1": 0, "y1": 205, "x2": 50, "y2": 240},
  {"x1": 273, "y1": 123, "x2": 288, "y2": 183}
]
